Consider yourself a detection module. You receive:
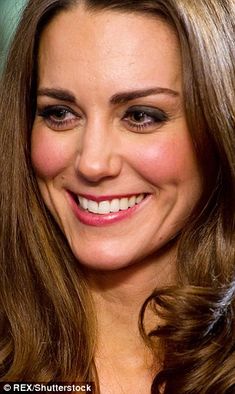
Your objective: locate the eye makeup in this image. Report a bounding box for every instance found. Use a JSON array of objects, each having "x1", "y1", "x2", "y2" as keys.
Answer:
[
  {"x1": 37, "y1": 105, "x2": 81, "y2": 130},
  {"x1": 122, "y1": 105, "x2": 169, "y2": 133},
  {"x1": 36, "y1": 103, "x2": 171, "y2": 133}
]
